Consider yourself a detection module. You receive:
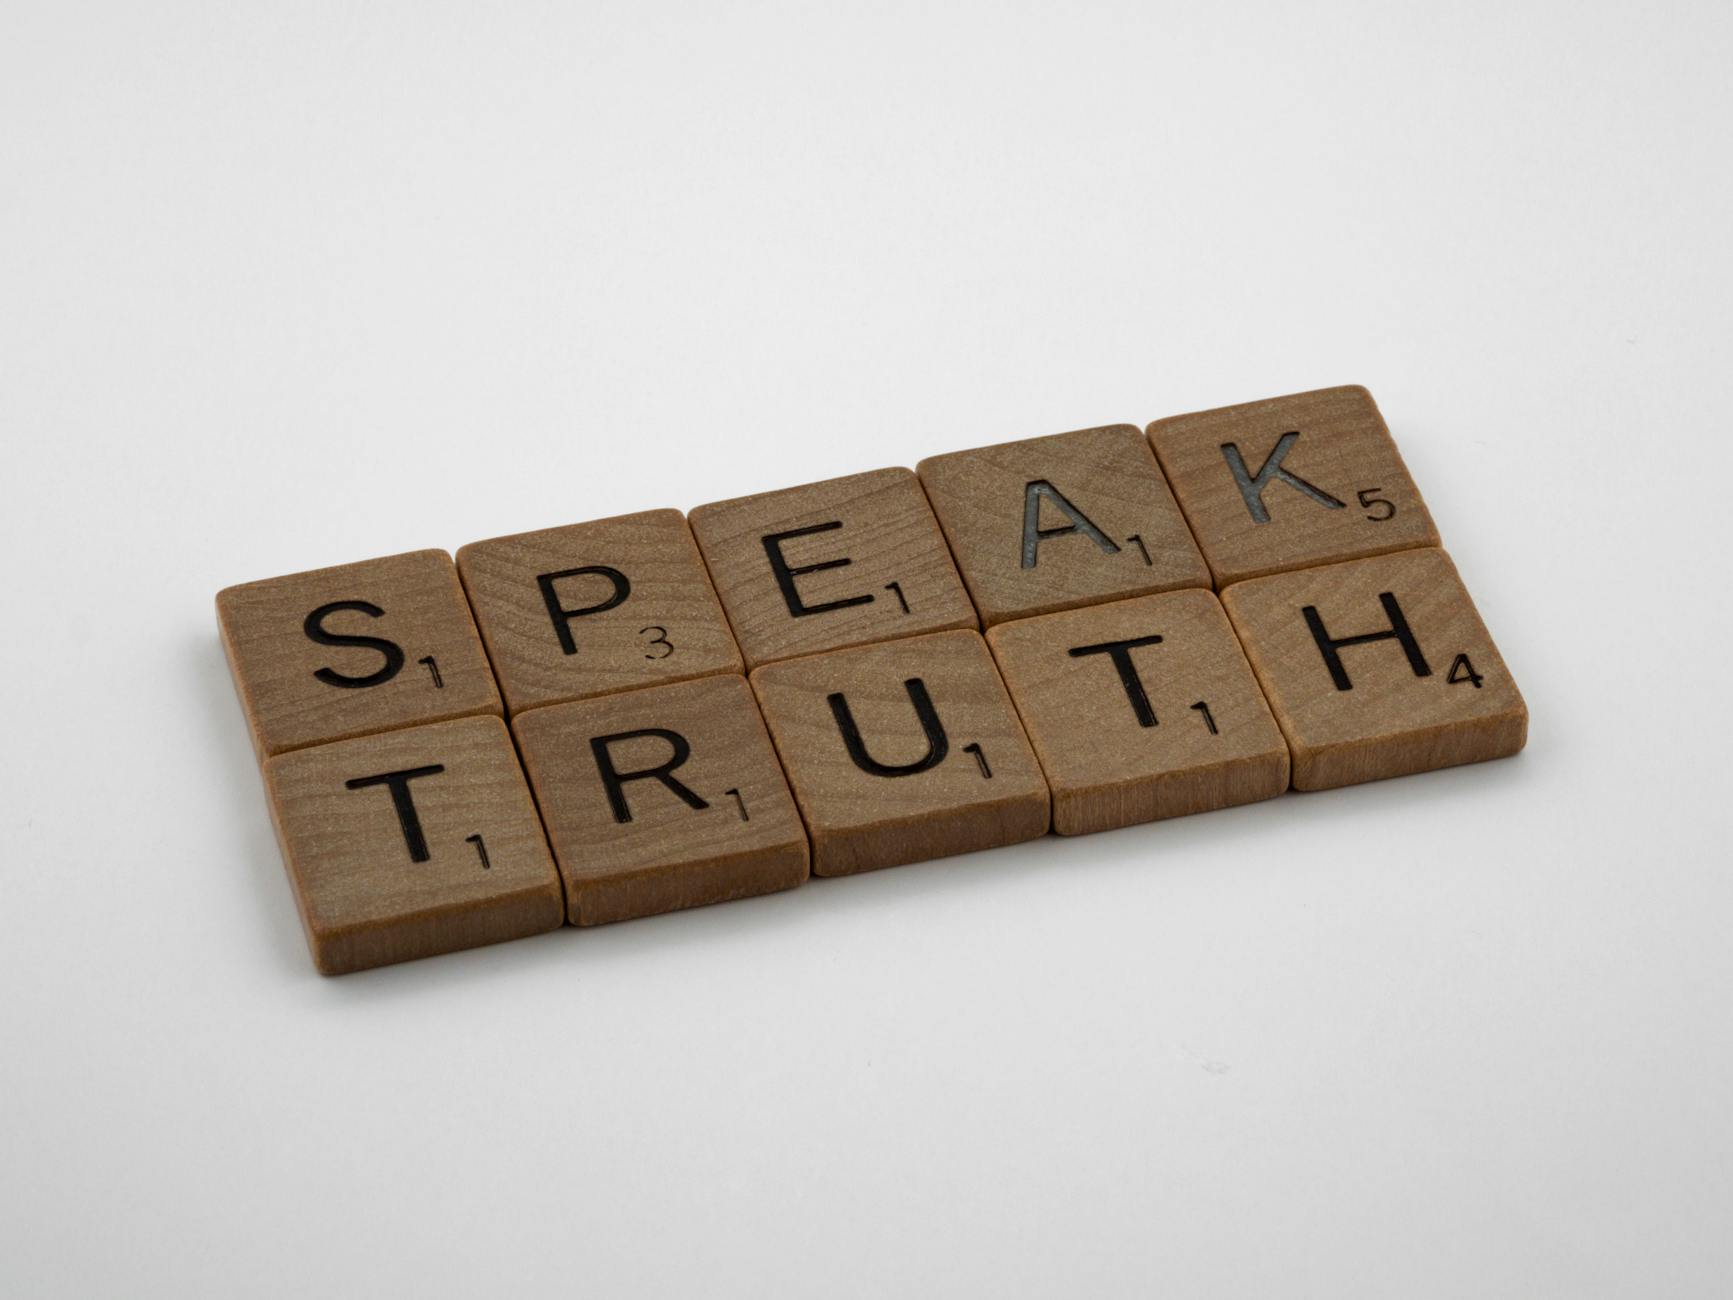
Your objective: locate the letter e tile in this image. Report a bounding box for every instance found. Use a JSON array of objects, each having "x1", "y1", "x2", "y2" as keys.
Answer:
[{"x1": 689, "y1": 468, "x2": 977, "y2": 669}]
